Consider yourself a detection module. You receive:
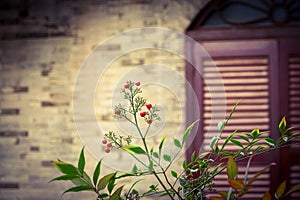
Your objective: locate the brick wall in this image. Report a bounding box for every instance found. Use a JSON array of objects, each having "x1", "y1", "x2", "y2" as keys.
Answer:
[{"x1": 0, "y1": 0, "x2": 206, "y2": 199}]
